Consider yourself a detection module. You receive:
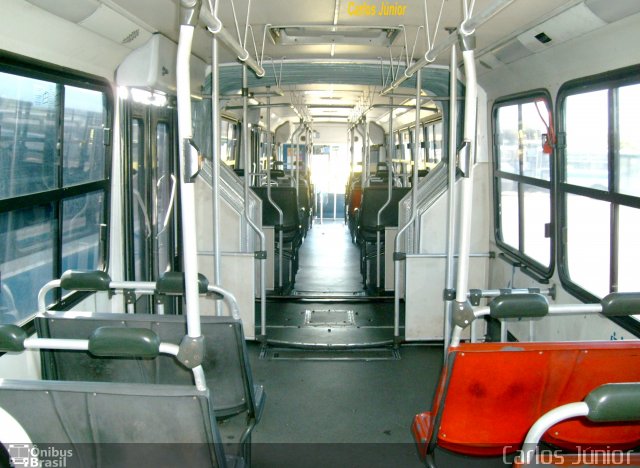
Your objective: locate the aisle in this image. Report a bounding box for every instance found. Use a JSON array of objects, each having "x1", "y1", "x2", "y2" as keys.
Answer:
[{"x1": 293, "y1": 219, "x2": 363, "y2": 295}]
